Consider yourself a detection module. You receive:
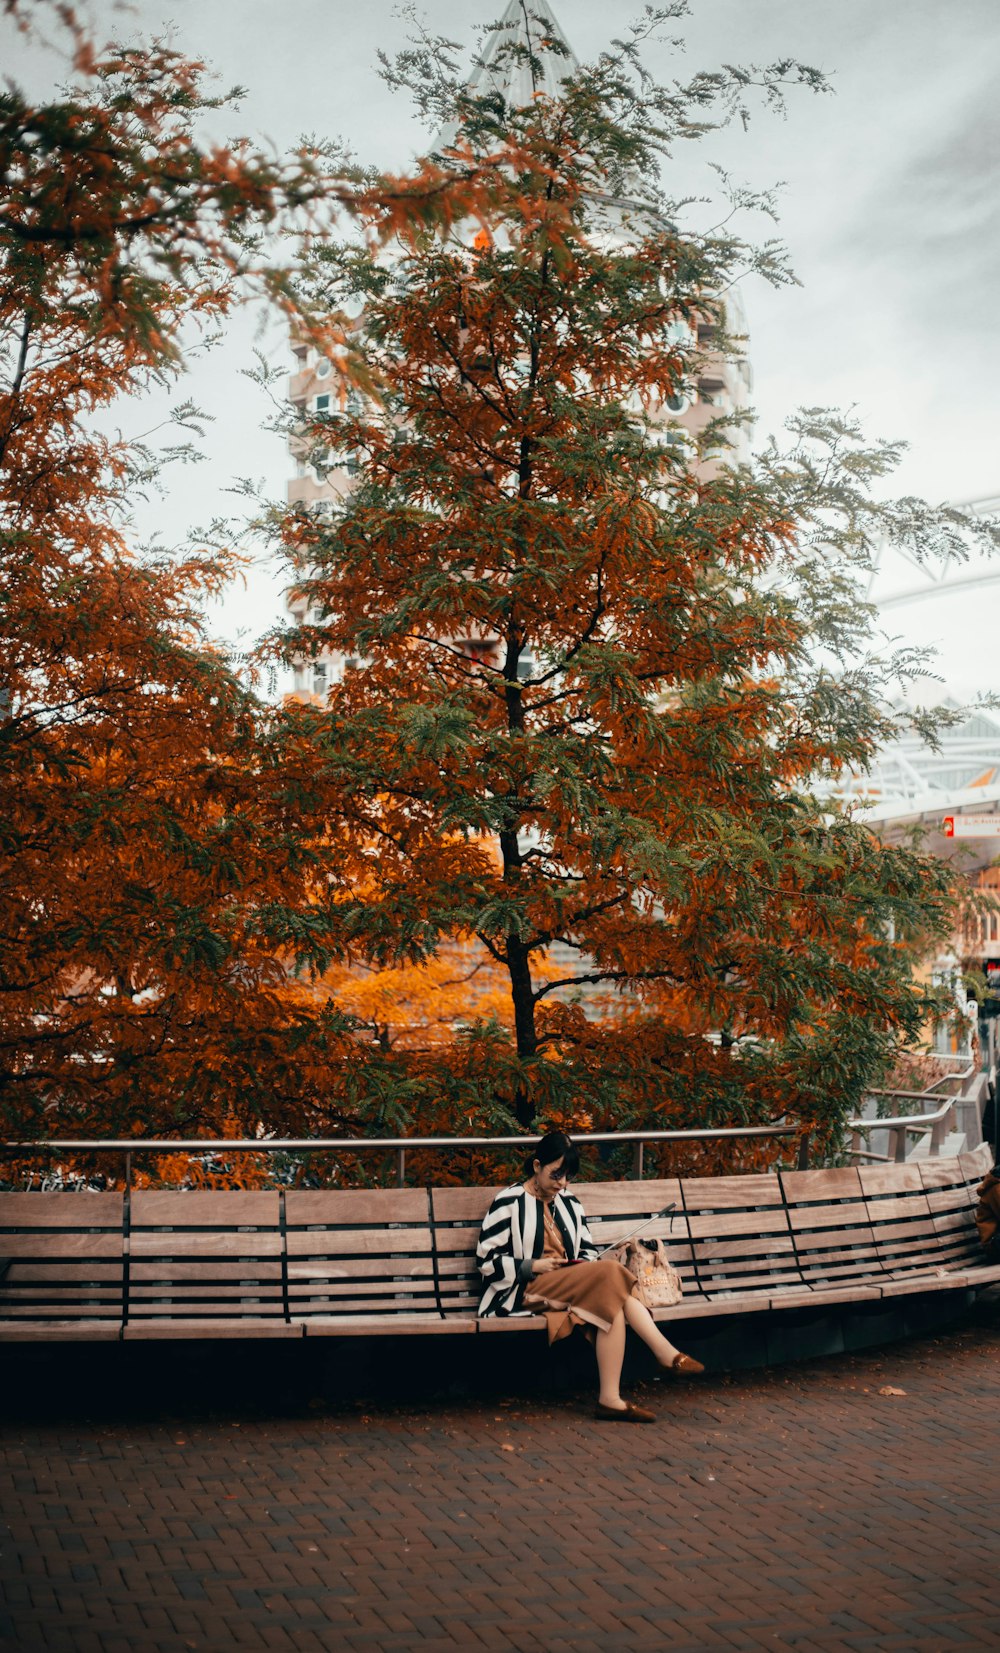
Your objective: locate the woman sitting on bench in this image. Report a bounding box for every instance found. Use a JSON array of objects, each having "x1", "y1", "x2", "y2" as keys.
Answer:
[{"x1": 476, "y1": 1130, "x2": 703, "y2": 1423}]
